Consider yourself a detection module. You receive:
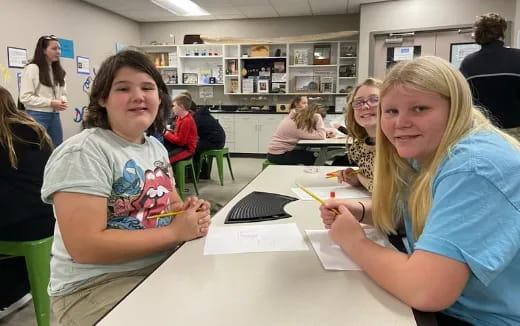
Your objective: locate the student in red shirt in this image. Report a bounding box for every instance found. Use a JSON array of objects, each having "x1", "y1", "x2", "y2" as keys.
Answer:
[{"x1": 164, "y1": 94, "x2": 198, "y2": 163}]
